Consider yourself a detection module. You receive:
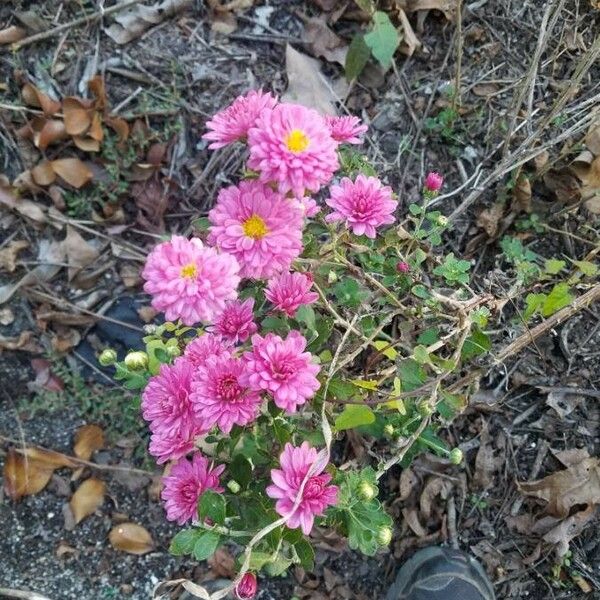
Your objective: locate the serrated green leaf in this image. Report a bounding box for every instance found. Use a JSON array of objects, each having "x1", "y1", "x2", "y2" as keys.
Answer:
[
  {"x1": 397, "y1": 358, "x2": 427, "y2": 391},
  {"x1": 345, "y1": 34, "x2": 371, "y2": 81},
  {"x1": 541, "y1": 282, "x2": 574, "y2": 317},
  {"x1": 192, "y1": 531, "x2": 220, "y2": 561},
  {"x1": 198, "y1": 489, "x2": 226, "y2": 525},
  {"x1": 364, "y1": 11, "x2": 400, "y2": 69},
  {"x1": 573, "y1": 260, "x2": 598, "y2": 277},
  {"x1": 411, "y1": 284, "x2": 430, "y2": 299},
  {"x1": 169, "y1": 529, "x2": 198, "y2": 556},
  {"x1": 544, "y1": 259, "x2": 566, "y2": 275},
  {"x1": 524, "y1": 292, "x2": 546, "y2": 320},
  {"x1": 335, "y1": 404, "x2": 376, "y2": 431}
]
